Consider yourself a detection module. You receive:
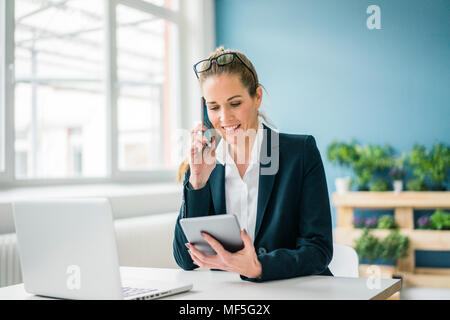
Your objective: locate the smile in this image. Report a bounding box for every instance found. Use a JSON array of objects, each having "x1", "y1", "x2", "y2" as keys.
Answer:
[{"x1": 222, "y1": 124, "x2": 241, "y2": 134}]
